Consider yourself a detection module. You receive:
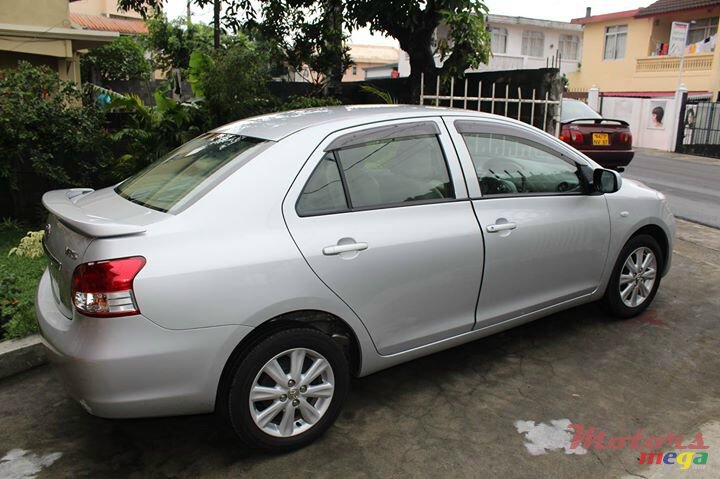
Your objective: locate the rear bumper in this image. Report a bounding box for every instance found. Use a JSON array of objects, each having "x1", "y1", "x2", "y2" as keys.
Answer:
[
  {"x1": 35, "y1": 270, "x2": 252, "y2": 418},
  {"x1": 581, "y1": 150, "x2": 634, "y2": 169}
]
